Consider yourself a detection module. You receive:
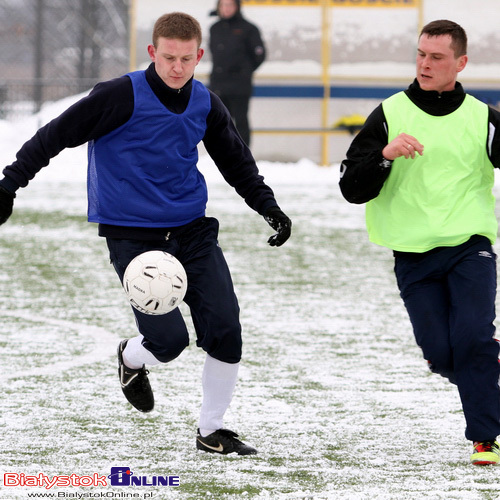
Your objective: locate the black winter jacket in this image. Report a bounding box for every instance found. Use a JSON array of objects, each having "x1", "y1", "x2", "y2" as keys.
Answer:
[{"x1": 209, "y1": 12, "x2": 265, "y2": 96}]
